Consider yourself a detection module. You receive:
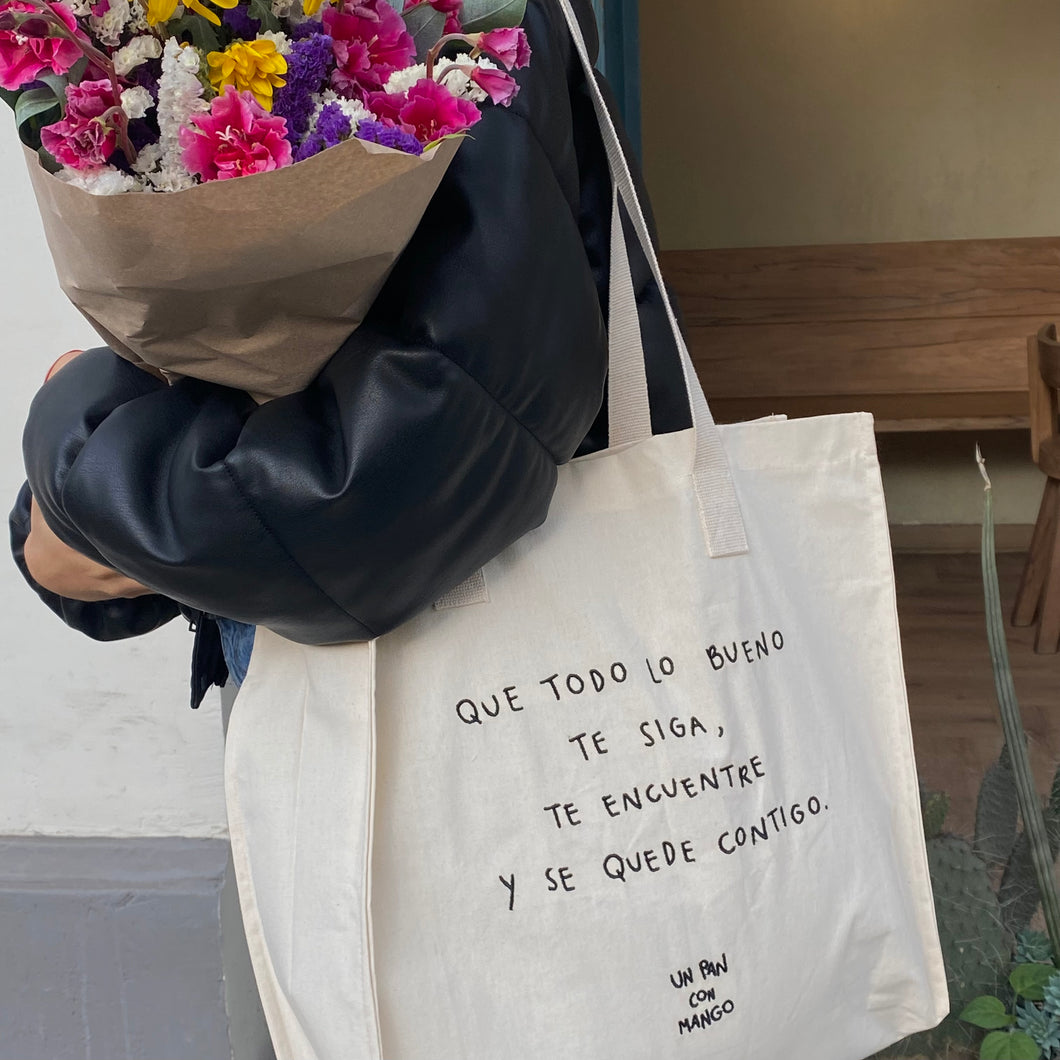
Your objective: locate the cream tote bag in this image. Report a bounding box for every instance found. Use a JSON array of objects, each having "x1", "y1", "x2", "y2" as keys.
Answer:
[{"x1": 225, "y1": 3, "x2": 949, "y2": 1057}]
